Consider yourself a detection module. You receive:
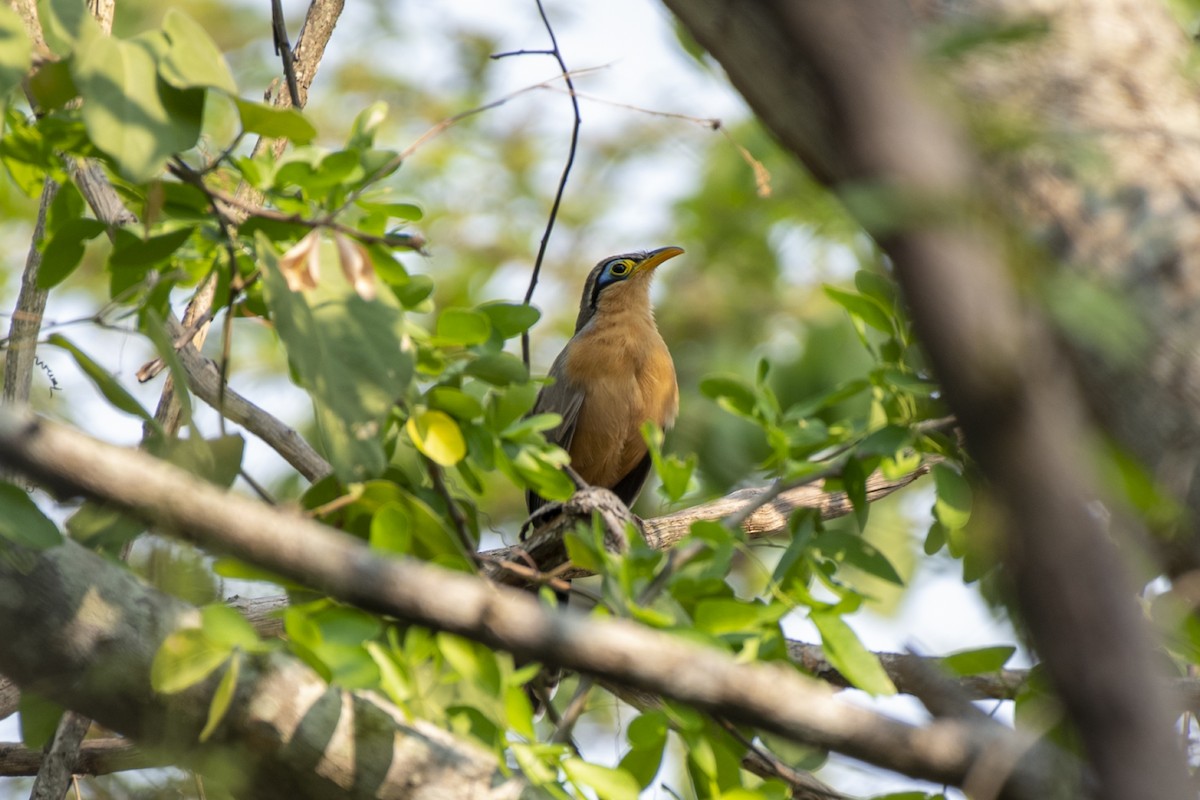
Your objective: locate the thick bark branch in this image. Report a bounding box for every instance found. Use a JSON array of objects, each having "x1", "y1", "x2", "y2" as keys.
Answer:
[
  {"x1": 659, "y1": 3, "x2": 1191, "y2": 799},
  {"x1": 0, "y1": 408, "x2": 1064, "y2": 795},
  {"x1": 0, "y1": 533, "x2": 522, "y2": 800}
]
